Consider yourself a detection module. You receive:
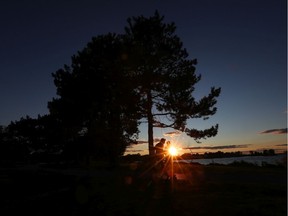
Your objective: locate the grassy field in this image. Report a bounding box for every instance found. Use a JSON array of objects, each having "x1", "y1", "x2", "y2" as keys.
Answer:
[
  {"x1": 0, "y1": 161, "x2": 286, "y2": 216},
  {"x1": 172, "y1": 163, "x2": 287, "y2": 216}
]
